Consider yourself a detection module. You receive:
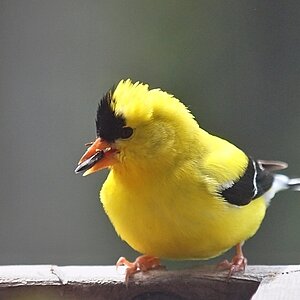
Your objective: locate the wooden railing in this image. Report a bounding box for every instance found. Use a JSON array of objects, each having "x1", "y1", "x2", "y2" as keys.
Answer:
[{"x1": 0, "y1": 265, "x2": 299, "y2": 299}]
